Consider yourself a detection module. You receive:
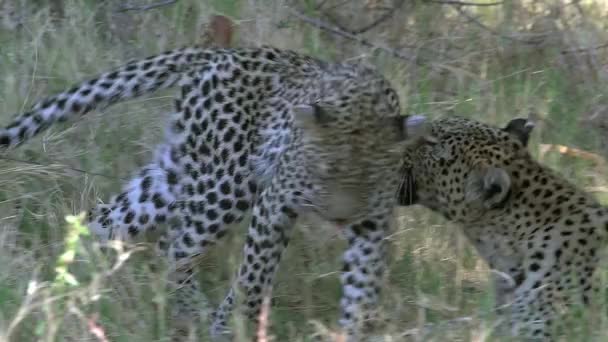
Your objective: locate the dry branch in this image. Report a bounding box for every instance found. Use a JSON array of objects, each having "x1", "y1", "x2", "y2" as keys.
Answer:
[
  {"x1": 539, "y1": 143, "x2": 608, "y2": 167},
  {"x1": 561, "y1": 42, "x2": 608, "y2": 55},
  {"x1": 285, "y1": 7, "x2": 421, "y2": 64},
  {"x1": 116, "y1": 0, "x2": 178, "y2": 13},
  {"x1": 200, "y1": 15, "x2": 235, "y2": 48},
  {"x1": 586, "y1": 186, "x2": 608, "y2": 193},
  {"x1": 452, "y1": 5, "x2": 541, "y2": 45},
  {"x1": 256, "y1": 289, "x2": 273, "y2": 342},
  {"x1": 350, "y1": 0, "x2": 406, "y2": 34},
  {"x1": 427, "y1": 0, "x2": 504, "y2": 6}
]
